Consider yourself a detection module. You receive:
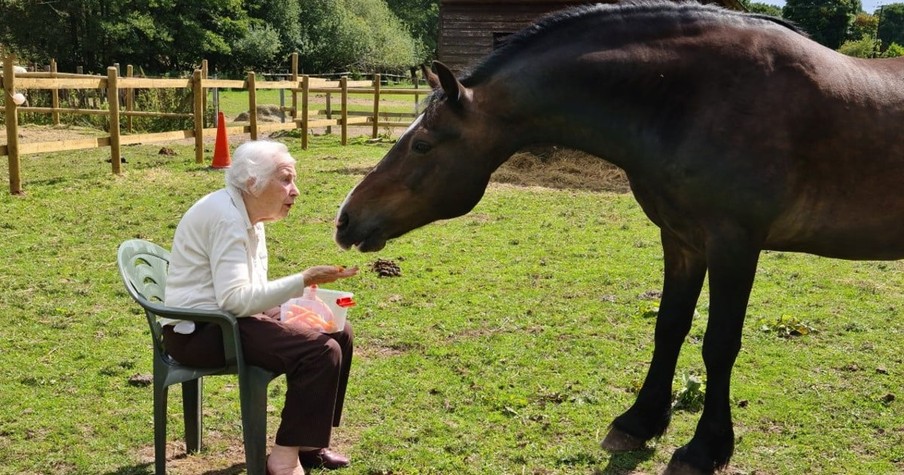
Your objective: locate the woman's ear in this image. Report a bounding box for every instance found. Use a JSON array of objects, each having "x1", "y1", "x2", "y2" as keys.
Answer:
[{"x1": 246, "y1": 177, "x2": 258, "y2": 196}]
